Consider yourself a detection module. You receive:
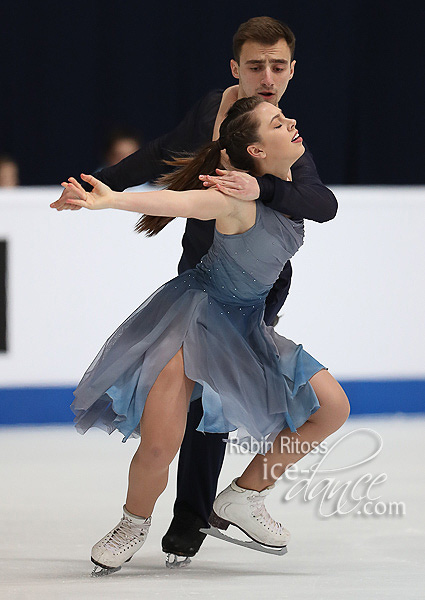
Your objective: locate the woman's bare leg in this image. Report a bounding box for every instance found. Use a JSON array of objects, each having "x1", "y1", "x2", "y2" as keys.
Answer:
[
  {"x1": 237, "y1": 370, "x2": 350, "y2": 492},
  {"x1": 125, "y1": 348, "x2": 195, "y2": 517}
]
